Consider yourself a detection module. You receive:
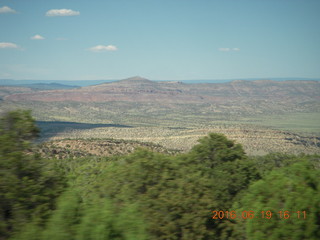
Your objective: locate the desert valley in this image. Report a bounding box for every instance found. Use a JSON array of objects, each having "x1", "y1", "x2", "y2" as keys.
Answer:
[{"x1": 1, "y1": 76, "x2": 319, "y2": 156}]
